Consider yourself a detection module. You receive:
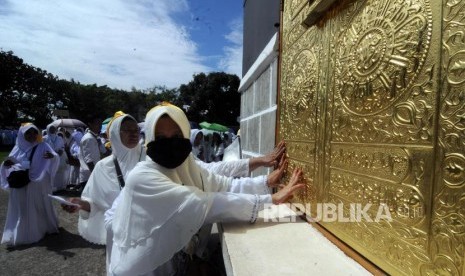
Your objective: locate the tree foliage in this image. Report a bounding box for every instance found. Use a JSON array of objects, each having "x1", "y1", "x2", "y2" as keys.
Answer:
[
  {"x1": 178, "y1": 72, "x2": 240, "y2": 126},
  {"x1": 0, "y1": 50, "x2": 240, "y2": 129}
]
